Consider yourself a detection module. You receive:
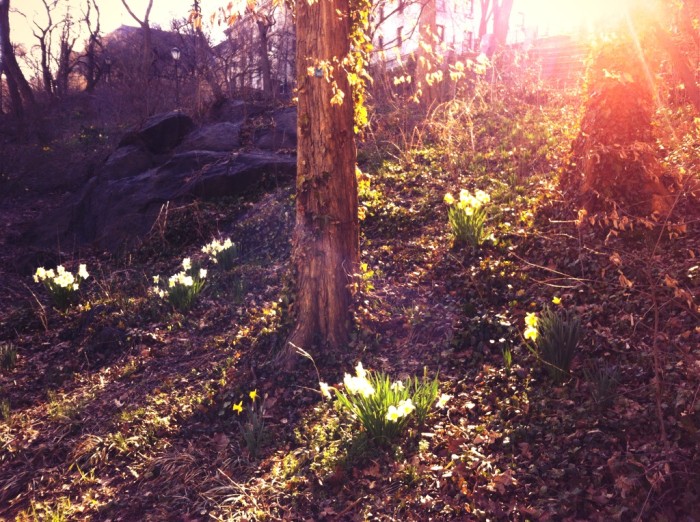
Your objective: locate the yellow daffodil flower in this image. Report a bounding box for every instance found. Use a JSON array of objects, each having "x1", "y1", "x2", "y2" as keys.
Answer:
[
  {"x1": 233, "y1": 401, "x2": 243, "y2": 414},
  {"x1": 524, "y1": 326, "x2": 538, "y2": 341},
  {"x1": 552, "y1": 296, "x2": 562, "y2": 305},
  {"x1": 249, "y1": 390, "x2": 258, "y2": 402},
  {"x1": 525, "y1": 312, "x2": 538, "y2": 328}
]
